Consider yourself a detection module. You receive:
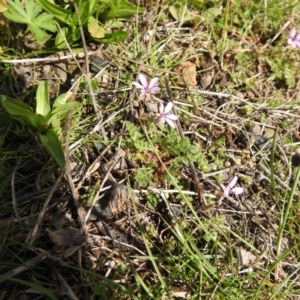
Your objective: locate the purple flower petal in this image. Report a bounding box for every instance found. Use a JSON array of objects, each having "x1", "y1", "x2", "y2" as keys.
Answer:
[
  {"x1": 132, "y1": 81, "x2": 144, "y2": 90},
  {"x1": 166, "y1": 114, "x2": 178, "y2": 120},
  {"x1": 290, "y1": 28, "x2": 297, "y2": 39},
  {"x1": 228, "y1": 175, "x2": 238, "y2": 189},
  {"x1": 220, "y1": 184, "x2": 229, "y2": 196},
  {"x1": 150, "y1": 86, "x2": 161, "y2": 93},
  {"x1": 148, "y1": 77, "x2": 159, "y2": 89},
  {"x1": 164, "y1": 102, "x2": 173, "y2": 113},
  {"x1": 139, "y1": 73, "x2": 148, "y2": 88},
  {"x1": 230, "y1": 187, "x2": 244, "y2": 195},
  {"x1": 221, "y1": 176, "x2": 243, "y2": 197},
  {"x1": 165, "y1": 118, "x2": 176, "y2": 128},
  {"x1": 159, "y1": 116, "x2": 166, "y2": 125},
  {"x1": 159, "y1": 103, "x2": 164, "y2": 114}
]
